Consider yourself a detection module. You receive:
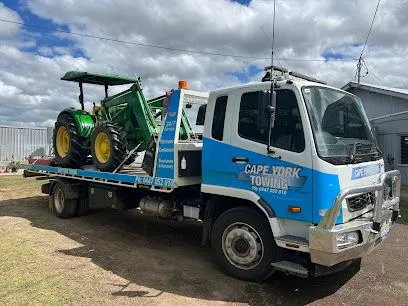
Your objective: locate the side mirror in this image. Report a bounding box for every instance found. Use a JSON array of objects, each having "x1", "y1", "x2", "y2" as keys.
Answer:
[
  {"x1": 196, "y1": 104, "x2": 207, "y2": 125},
  {"x1": 270, "y1": 90, "x2": 277, "y2": 128},
  {"x1": 257, "y1": 91, "x2": 270, "y2": 130},
  {"x1": 257, "y1": 90, "x2": 276, "y2": 129}
]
